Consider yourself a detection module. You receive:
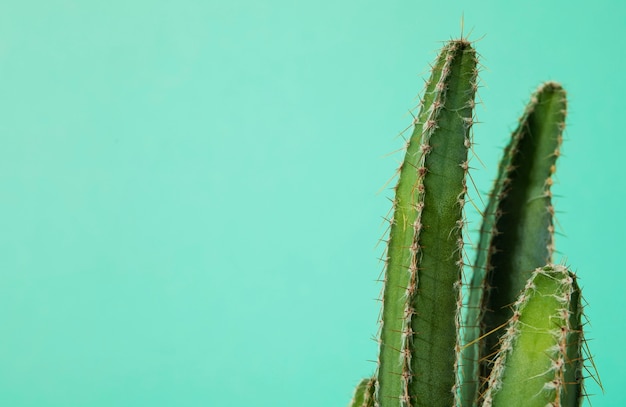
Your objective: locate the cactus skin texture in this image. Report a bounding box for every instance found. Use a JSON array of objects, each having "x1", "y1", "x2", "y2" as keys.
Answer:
[
  {"x1": 481, "y1": 265, "x2": 583, "y2": 407},
  {"x1": 349, "y1": 38, "x2": 593, "y2": 407}
]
